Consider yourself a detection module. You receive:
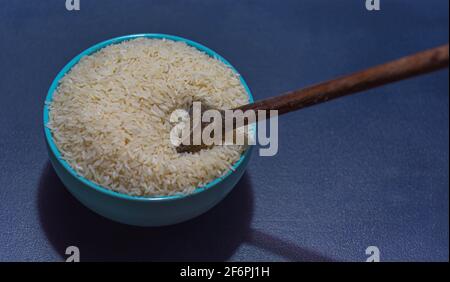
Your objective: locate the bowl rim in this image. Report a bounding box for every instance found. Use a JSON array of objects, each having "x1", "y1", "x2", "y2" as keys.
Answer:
[{"x1": 43, "y1": 33, "x2": 254, "y2": 202}]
